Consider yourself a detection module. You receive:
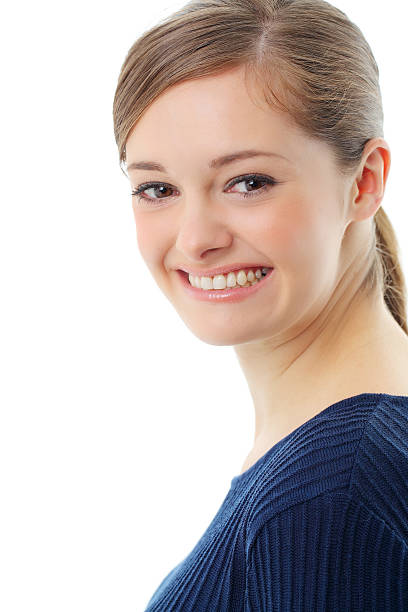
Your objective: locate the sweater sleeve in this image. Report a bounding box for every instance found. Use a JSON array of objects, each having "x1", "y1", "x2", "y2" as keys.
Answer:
[{"x1": 245, "y1": 491, "x2": 408, "y2": 612}]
